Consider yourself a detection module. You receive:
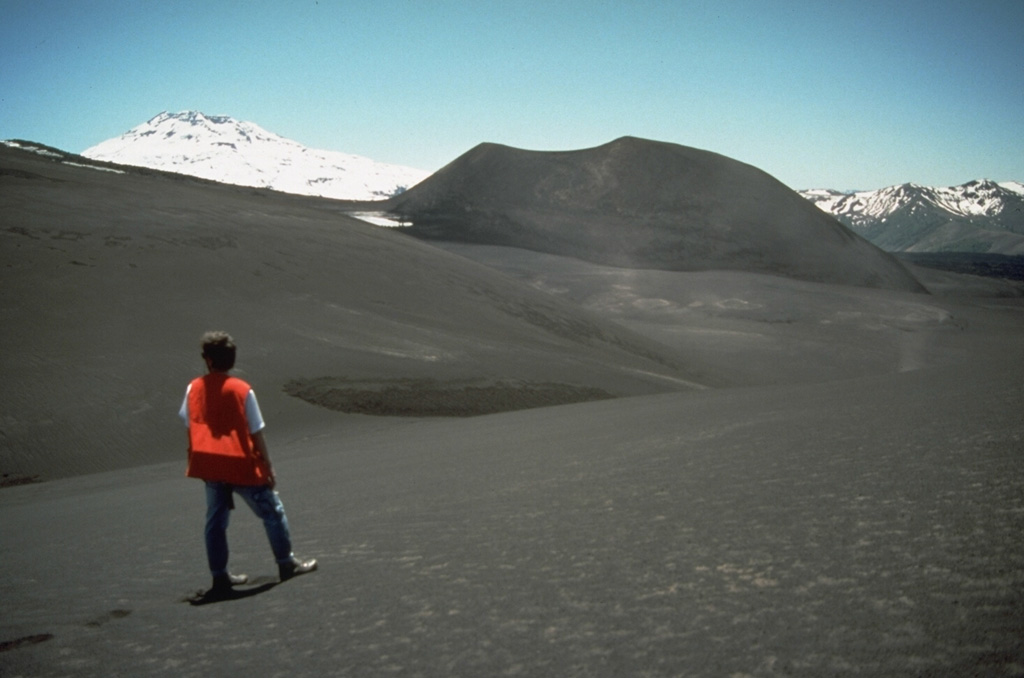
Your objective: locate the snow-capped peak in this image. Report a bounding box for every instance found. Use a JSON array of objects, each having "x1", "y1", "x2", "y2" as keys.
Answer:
[
  {"x1": 799, "y1": 179, "x2": 1023, "y2": 226},
  {"x1": 142, "y1": 111, "x2": 291, "y2": 145},
  {"x1": 797, "y1": 178, "x2": 1024, "y2": 254},
  {"x1": 82, "y1": 111, "x2": 429, "y2": 201},
  {"x1": 999, "y1": 180, "x2": 1024, "y2": 196}
]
